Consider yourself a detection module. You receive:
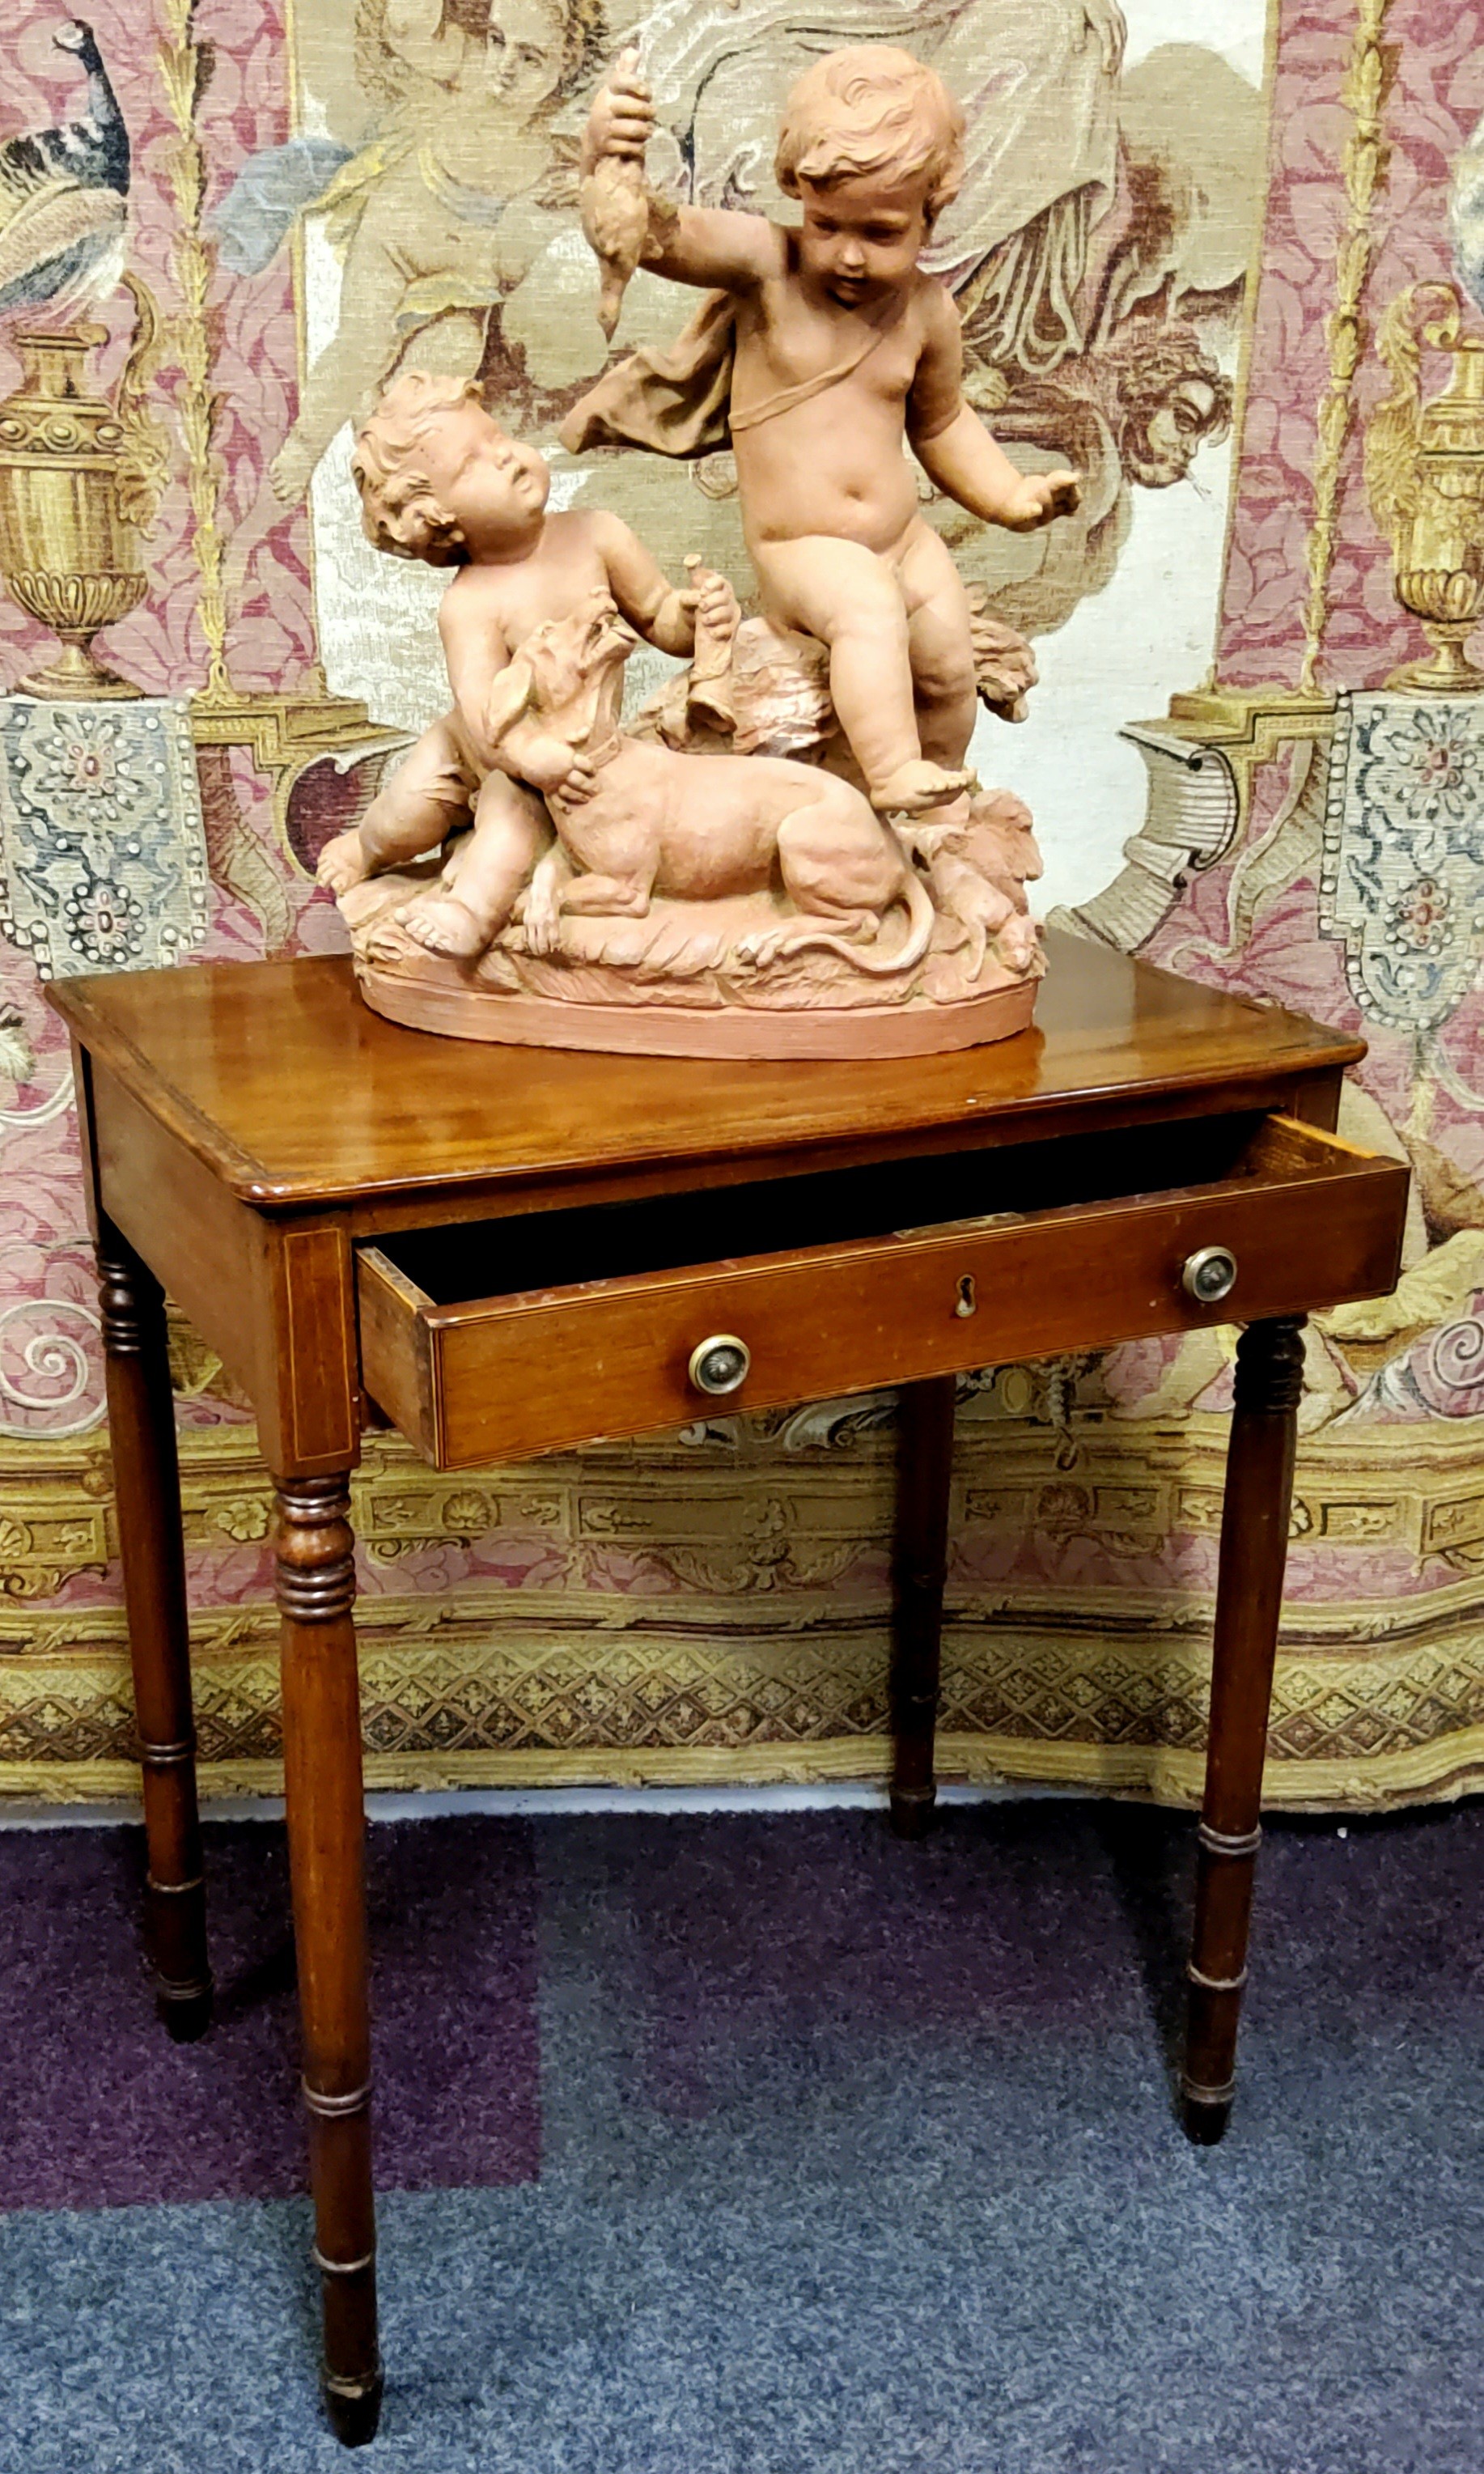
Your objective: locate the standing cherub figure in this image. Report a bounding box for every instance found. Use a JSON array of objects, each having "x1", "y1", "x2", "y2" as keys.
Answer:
[
  {"x1": 316, "y1": 369, "x2": 736, "y2": 957},
  {"x1": 566, "y1": 45, "x2": 1081, "y2": 821}
]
